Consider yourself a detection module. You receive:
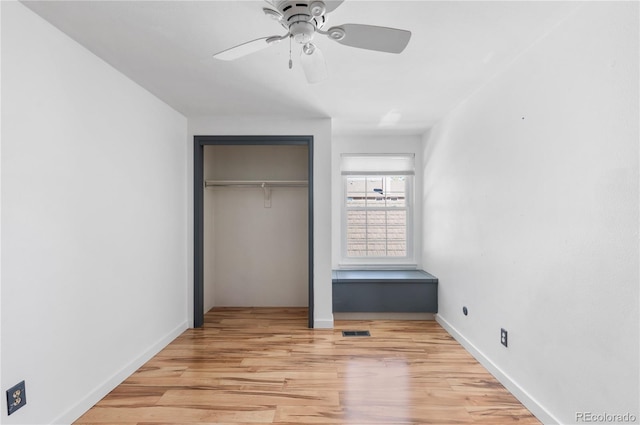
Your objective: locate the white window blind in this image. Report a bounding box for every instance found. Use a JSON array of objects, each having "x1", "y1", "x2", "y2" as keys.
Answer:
[{"x1": 341, "y1": 154, "x2": 415, "y2": 175}]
